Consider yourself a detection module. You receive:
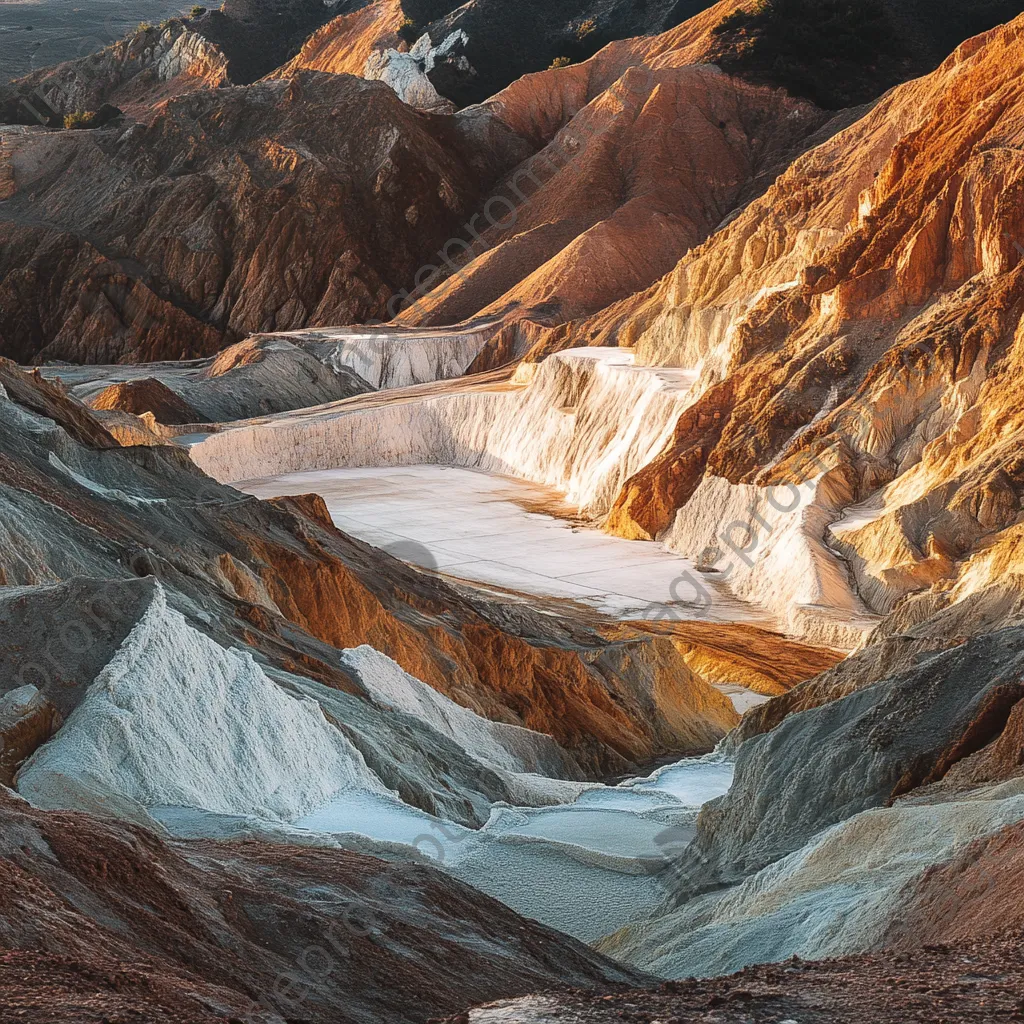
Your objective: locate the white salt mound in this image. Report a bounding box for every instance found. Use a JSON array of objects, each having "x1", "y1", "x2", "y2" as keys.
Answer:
[
  {"x1": 17, "y1": 584, "x2": 390, "y2": 821},
  {"x1": 342, "y1": 644, "x2": 571, "y2": 777}
]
